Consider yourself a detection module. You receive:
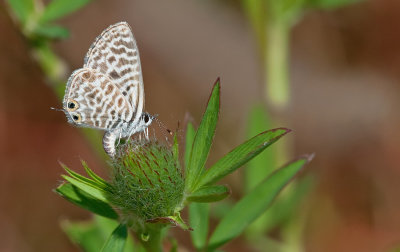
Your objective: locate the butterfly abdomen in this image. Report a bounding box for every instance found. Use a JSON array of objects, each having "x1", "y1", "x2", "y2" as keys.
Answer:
[{"x1": 103, "y1": 131, "x2": 118, "y2": 157}]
